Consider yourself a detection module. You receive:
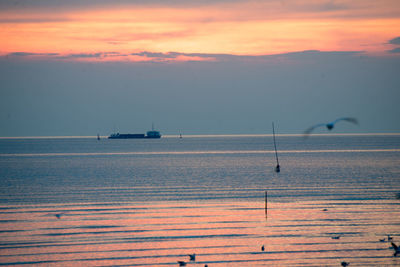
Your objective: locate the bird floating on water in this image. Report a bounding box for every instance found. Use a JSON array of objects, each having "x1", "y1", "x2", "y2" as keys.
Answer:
[
  {"x1": 391, "y1": 242, "x2": 400, "y2": 256},
  {"x1": 303, "y1": 117, "x2": 358, "y2": 137},
  {"x1": 55, "y1": 213, "x2": 64, "y2": 219},
  {"x1": 261, "y1": 245, "x2": 265, "y2": 251},
  {"x1": 188, "y1": 253, "x2": 196, "y2": 261},
  {"x1": 341, "y1": 261, "x2": 350, "y2": 267},
  {"x1": 177, "y1": 261, "x2": 186, "y2": 266}
]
